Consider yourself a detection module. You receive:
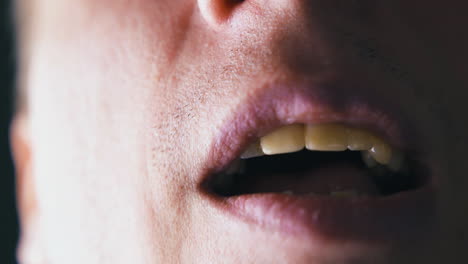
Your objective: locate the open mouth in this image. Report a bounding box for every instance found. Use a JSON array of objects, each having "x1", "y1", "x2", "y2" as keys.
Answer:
[
  {"x1": 208, "y1": 123, "x2": 428, "y2": 199},
  {"x1": 201, "y1": 120, "x2": 435, "y2": 243}
]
